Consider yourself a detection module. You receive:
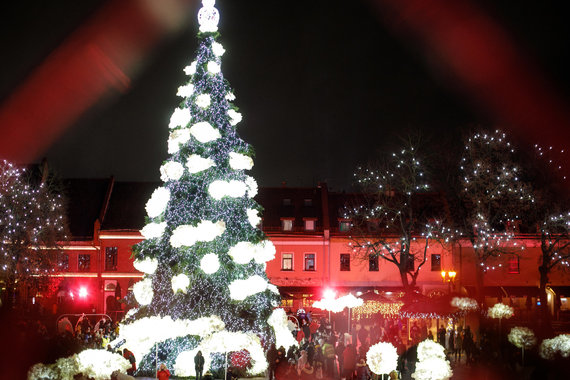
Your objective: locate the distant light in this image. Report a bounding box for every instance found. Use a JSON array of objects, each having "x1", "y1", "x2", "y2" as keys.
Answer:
[
  {"x1": 385, "y1": 291, "x2": 392, "y2": 295},
  {"x1": 356, "y1": 291, "x2": 363, "y2": 296},
  {"x1": 323, "y1": 288, "x2": 336, "y2": 299},
  {"x1": 78, "y1": 287, "x2": 88, "y2": 298}
]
